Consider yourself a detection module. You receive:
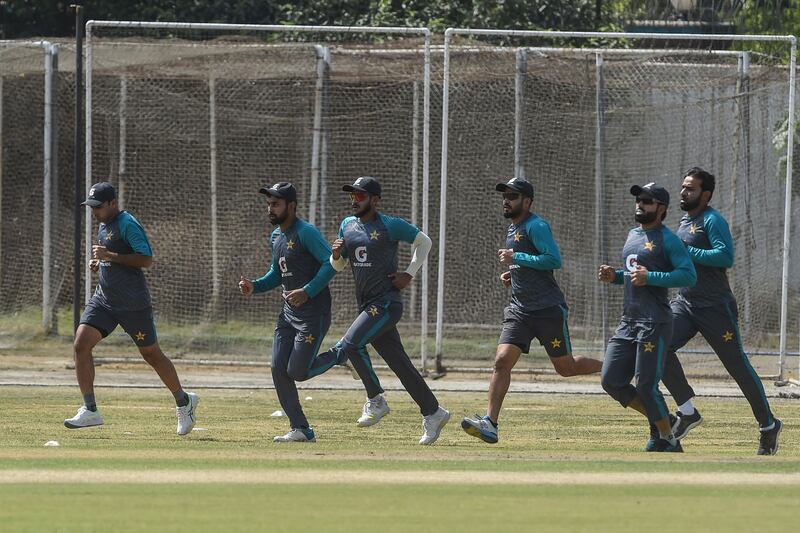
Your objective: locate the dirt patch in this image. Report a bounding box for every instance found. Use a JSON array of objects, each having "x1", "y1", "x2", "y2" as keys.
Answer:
[{"x1": 2, "y1": 469, "x2": 799, "y2": 485}]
